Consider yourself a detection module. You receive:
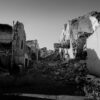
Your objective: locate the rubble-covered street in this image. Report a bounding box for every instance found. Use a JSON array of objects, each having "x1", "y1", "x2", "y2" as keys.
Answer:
[
  {"x1": 0, "y1": 58, "x2": 88, "y2": 96},
  {"x1": 0, "y1": 59, "x2": 100, "y2": 99}
]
